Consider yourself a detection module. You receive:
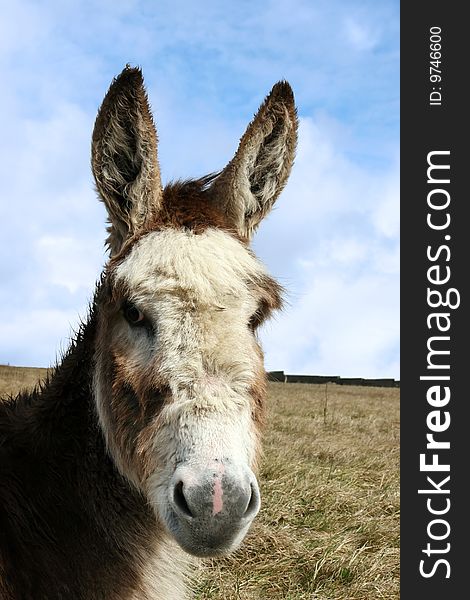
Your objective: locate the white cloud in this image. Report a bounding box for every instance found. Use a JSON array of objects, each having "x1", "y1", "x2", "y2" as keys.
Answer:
[
  {"x1": 343, "y1": 18, "x2": 379, "y2": 52},
  {"x1": 261, "y1": 270, "x2": 399, "y2": 378},
  {"x1": 298, "y1": 238, "x2": 369, "y2": 270},
  {"x1": 36, "y1": 236, "x2": 104, "y2": 294},
  {"x1": 372, "y1": 167, "x2": 400, "y2": 238}
]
